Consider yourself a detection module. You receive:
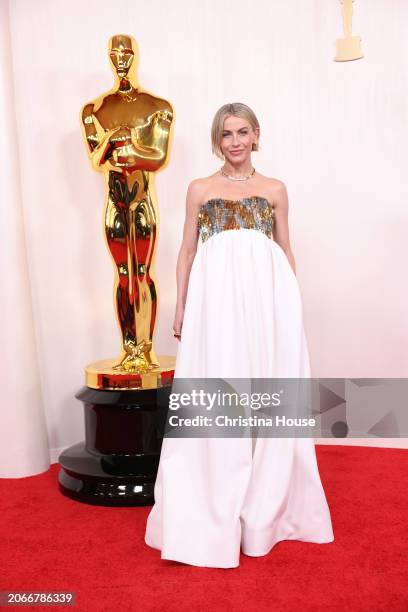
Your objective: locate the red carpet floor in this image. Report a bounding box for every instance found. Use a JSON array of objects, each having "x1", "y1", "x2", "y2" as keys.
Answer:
[{"x1": 0, "y1": 445, "x2": 407, "y2": 612}]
